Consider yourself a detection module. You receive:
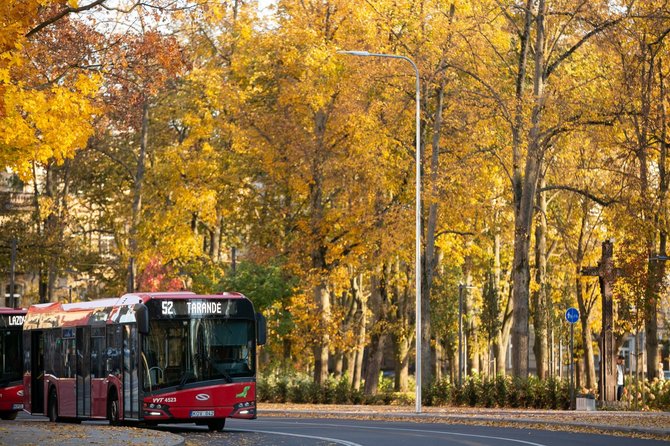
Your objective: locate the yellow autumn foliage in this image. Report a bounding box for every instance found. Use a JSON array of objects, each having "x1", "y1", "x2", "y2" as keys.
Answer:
[{"x1": 0, "y1": 1, "x2": 98, "y2": 179}]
